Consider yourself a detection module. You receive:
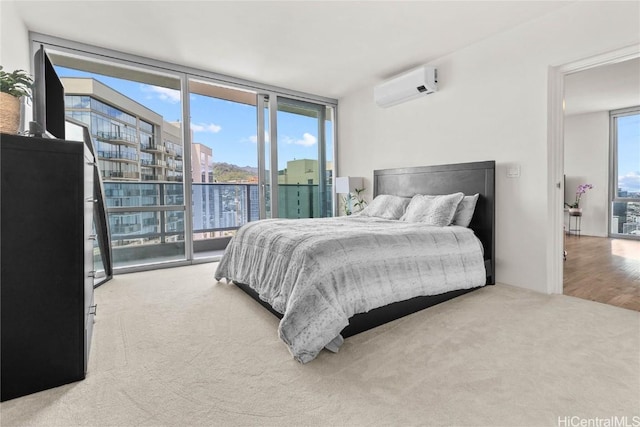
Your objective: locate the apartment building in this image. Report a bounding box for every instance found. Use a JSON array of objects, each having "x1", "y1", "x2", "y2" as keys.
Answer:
[
  {"x1": 63, "y1": 77, "x2": 185, "y2": 248},
  {"x1": 63, "y1": 77, "x2": 183, "y2": 184}
]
